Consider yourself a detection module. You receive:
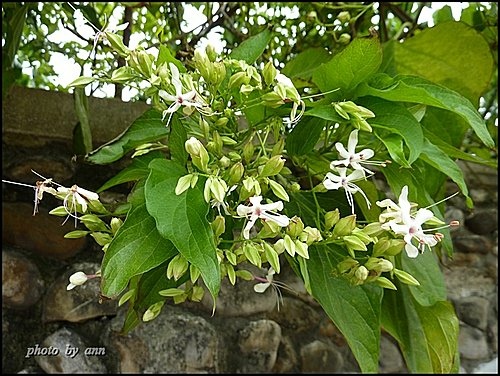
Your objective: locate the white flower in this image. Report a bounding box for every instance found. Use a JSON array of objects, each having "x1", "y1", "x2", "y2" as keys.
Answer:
[
  {"x1": 253, "y1": 267, "x2": 276, "y2": 293},
  {"x1": 330, "y1": 130, "x2": 385, "y2": 176},
  {"x1": 376, "y1": 185, "x2": 417, "y2": 226},
  {"x1": 388, "y1": 207, "x2": 438, "y2": 258},
  {"x1": 323, "y1": 167, "x2": 371, "y2": 215},
  {"x1": 57, "y1": 185, "x2": 100, "y2": 226},
  {"x1": 236, "y1": 196, "x2": 290, "y2": 239},
  {"x1": 158, "y1": 63, "x2": 204, "y2": 126},
  {"x1": 66, "y1": 271, "x2": 89, "y2": 290}
]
